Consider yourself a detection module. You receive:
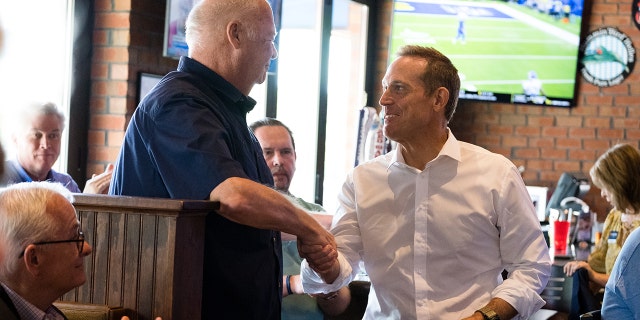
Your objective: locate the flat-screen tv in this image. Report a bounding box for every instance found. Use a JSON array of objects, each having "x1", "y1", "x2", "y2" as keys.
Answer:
[{"x1": 389, "y1": 0, "x2": 587, "y2": 107}]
